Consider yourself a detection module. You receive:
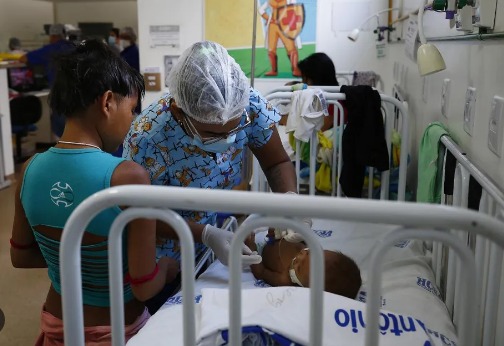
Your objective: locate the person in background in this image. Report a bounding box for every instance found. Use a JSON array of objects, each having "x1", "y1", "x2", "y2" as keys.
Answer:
[
  {"x1": 119, "y1": 27, "x2": 139, "y2": 72},
  {"x1": 297, "y1": 52, "x2": 344, "y2": 130},
  {"x1": 11, "y1": 39, "x2": 178, "y2": 344},
  {"x1": 298, "y1": 52, "x2": 338, "y2": 87},
  {"x1": 119, "y1": 26, "x2": 140, "y2": 115},
  {"x1": 108, "y1": 27, "x2": 121, "y2": 55},
  {"x1": 8, "y1": 37, "x2": 24, "y2": 54},
  {"x1": 19, "y1": 24, "x2": 75, "y2": 138},
  {"x1": 278, "y1": 53, "x2": 343, "y2": 129},
  {"x1": 113, "y1": 26, "x2": 140, "y2": 157}
]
